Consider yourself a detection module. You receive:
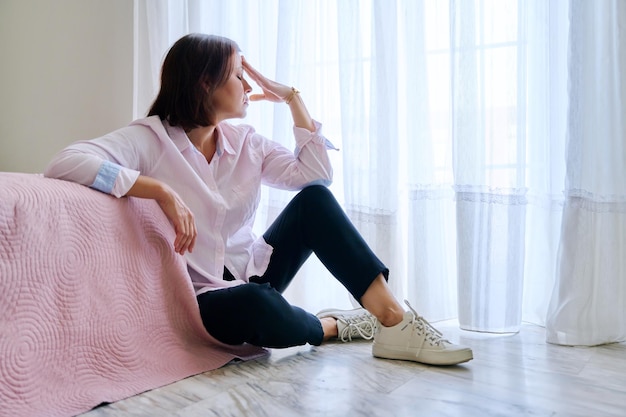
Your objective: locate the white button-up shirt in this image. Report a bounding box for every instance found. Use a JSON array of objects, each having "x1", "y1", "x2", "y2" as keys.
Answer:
[{"x1": 44, "y1": 116, "x2": 337, "y2": 294}]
